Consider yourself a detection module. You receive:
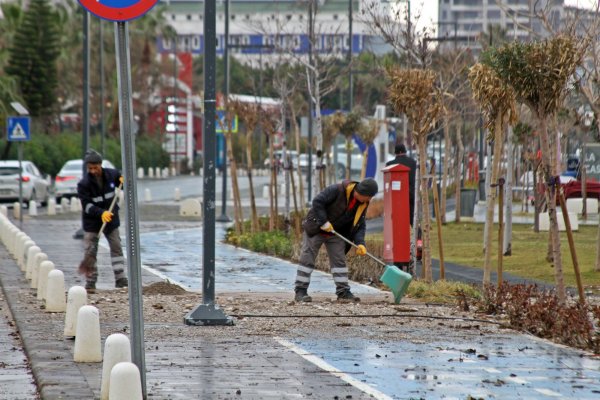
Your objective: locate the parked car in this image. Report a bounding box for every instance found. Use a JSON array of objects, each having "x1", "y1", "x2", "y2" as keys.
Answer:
[
  {"x1": 329, "y1": 144, "x2": 364, "y2": 179},
  {"x1": 54, "y1": 159, "x2": 116, "y2": 200},
  {"x1": 0, "y1": 160, "x2": 50, "y2": 205},
  {"x1": 263, "y1": 150, "x2": 298, "y2": 170},
  {"x1": 298, "y1": 153, "x2": 317, "y2": 173}
]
